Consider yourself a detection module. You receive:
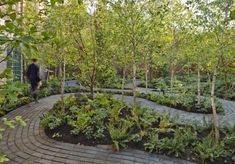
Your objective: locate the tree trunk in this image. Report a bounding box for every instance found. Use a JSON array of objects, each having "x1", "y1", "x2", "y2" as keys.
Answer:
[
  {"x1": 121, "y1": 67, "x2": 126, "y2": 101},
  {"x1": 197, "y1": 63, "x2": 201, "y2": 105},
  {"x1": 59, "y1": 60, "x2": 64, "y2": 110},
  {"x1": 89, "y1": 65, "x2": 96, "y2": 99},
  {"x1": 211, "y1": 69, "x2": 220, "y2": 144},
  {"x1": 149, "y1": 66, "x2": 152, "y2": 83},
  {"x1": 133, "y1": 60, "x2": 137, "y2": 104},
  {"x1": 145, "y1": 63, "x2": 148, "y2": 92},
  {"x1": 170, "y1": 66, "x2": 174, "y2": 93},
  {"x1": 20, "y1": 0, "x2": 23, "y2": 15},
  {"x1": 88, "y1": 5, "x2": 97, "y2": 99},
  {"x1": 54, "y1": 67, "x2": 57, "y2": 78}
]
